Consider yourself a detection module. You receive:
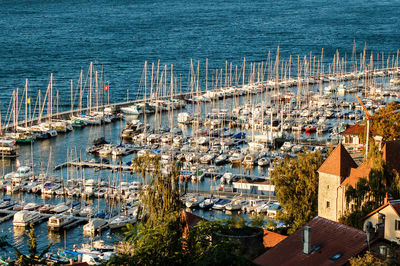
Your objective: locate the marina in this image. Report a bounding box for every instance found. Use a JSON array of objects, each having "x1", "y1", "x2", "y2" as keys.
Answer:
[
  {"x1": 0, "y1": 0, "x2": 399, "y2": 263},
  {"x1": 0, "y1": 54, "x2": 399, "y2": 258}
]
